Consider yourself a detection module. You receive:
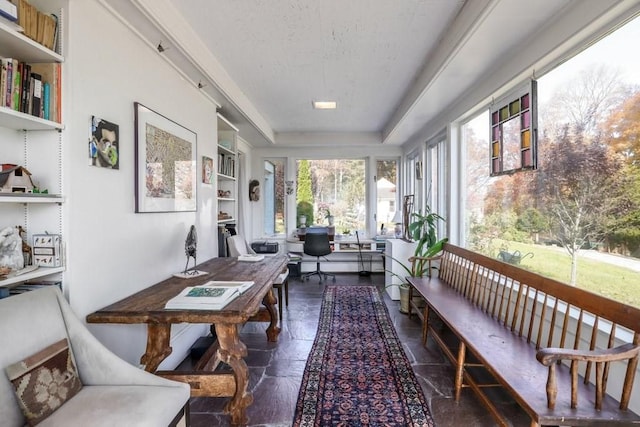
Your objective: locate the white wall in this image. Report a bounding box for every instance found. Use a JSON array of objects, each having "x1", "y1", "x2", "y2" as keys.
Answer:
[{"x1": 63, "y1": 0, "x2": 215, "y2": 367}]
